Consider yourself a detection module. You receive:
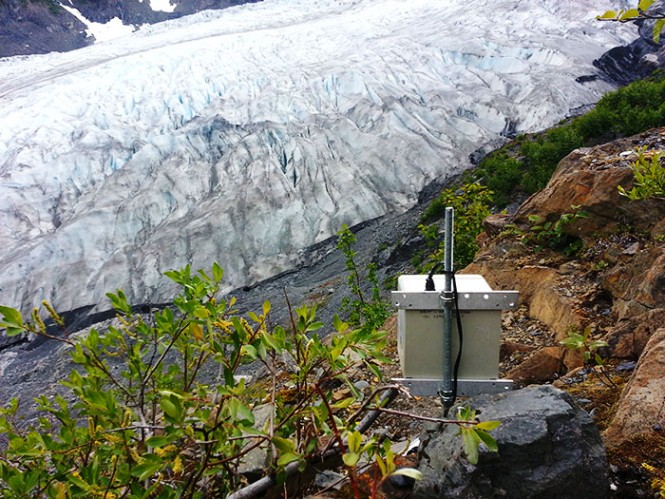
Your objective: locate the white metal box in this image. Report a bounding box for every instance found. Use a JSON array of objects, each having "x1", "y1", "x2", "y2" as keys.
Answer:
[{"x1": 392, "y1": 274, "x2": 518, "y2": 380}]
